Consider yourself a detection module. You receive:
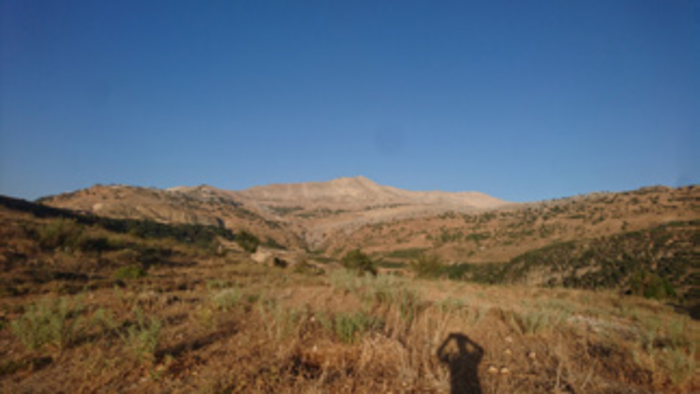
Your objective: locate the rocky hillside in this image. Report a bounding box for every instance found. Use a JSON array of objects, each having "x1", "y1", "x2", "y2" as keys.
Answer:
[
  {"x1": 38, "y1": 184, "x2": 305, "y2": 250},
  {"x1": 0, "y1": 196, "x2": 697, "y2": 393},
  {"x1": 232, "y1": 176, "x2": 506, "y2": 210},
  {"x1": 37, "y1": 180, "x2": 699, "y2": 270},
  {"x1": 39, "y1": 177, "x2": 510, "y2": 249},
  {"x1": 330, "y1": 185, "x2": 699, "y2": 263}
]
